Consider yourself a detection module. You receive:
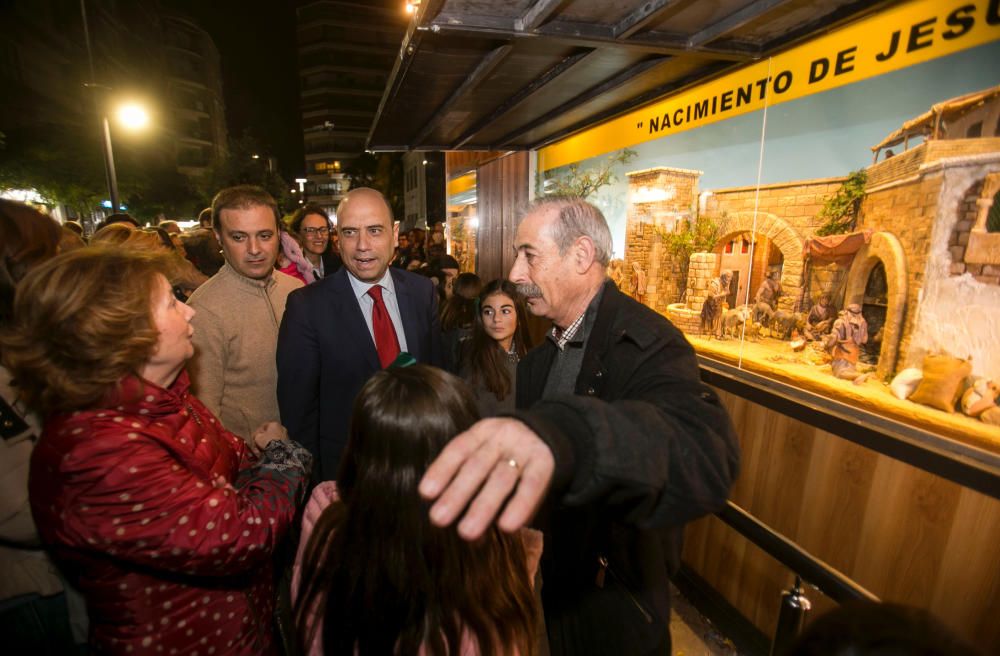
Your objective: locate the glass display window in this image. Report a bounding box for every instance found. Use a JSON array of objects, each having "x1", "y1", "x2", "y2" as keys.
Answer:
[
  {"x1": 446, "y1": 172, "x2": 478, "y2": 273},
  {"x1": 536, "y1": 9, "x2": 1000, "y2": 450}
]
